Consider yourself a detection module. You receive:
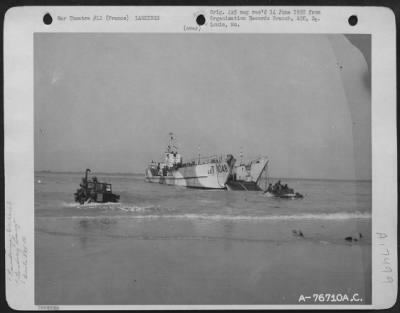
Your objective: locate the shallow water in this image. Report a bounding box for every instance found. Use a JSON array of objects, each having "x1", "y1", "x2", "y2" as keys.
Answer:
[
  {"x1": 35, "y1": 172, "x2": 372, "y2": 305},
  {"x1": 35, "y1": 172, "x2": 371, "y2": 220}
]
